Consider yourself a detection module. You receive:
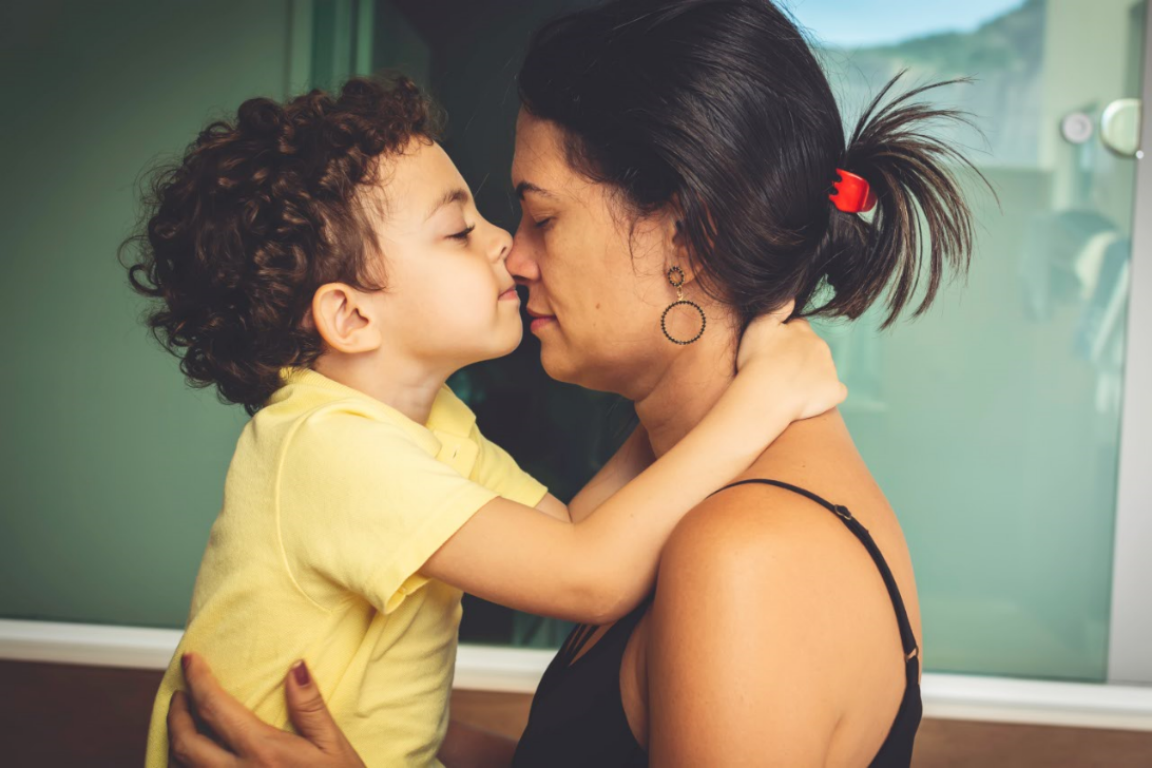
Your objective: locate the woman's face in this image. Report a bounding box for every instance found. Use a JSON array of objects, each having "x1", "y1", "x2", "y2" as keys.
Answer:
[{"x1": 508, "y1": 110, "x2": 693, "y2": 396}]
